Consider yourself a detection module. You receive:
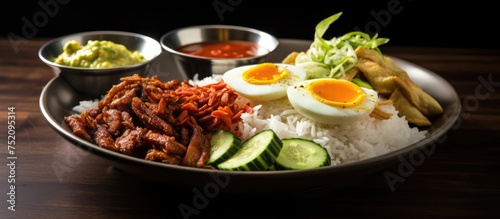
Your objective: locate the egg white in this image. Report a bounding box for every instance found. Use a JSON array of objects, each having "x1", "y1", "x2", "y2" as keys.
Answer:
[
  {"x1": 222, "y1": 63, "x2": 307, "y2": 102},
  {"x1": 287, "y1": 79, "x2": 379, "y2": 125}
]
